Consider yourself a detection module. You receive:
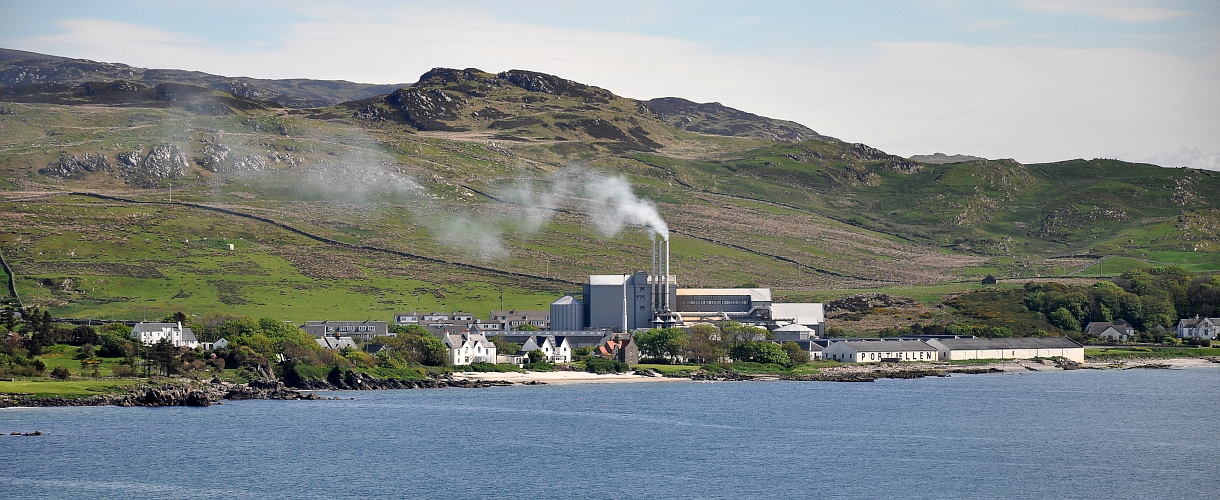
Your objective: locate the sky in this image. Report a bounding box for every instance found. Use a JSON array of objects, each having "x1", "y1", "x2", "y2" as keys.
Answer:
[{"x1": 2, "y1": 0, "x2": 1218, "y2": 168}]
